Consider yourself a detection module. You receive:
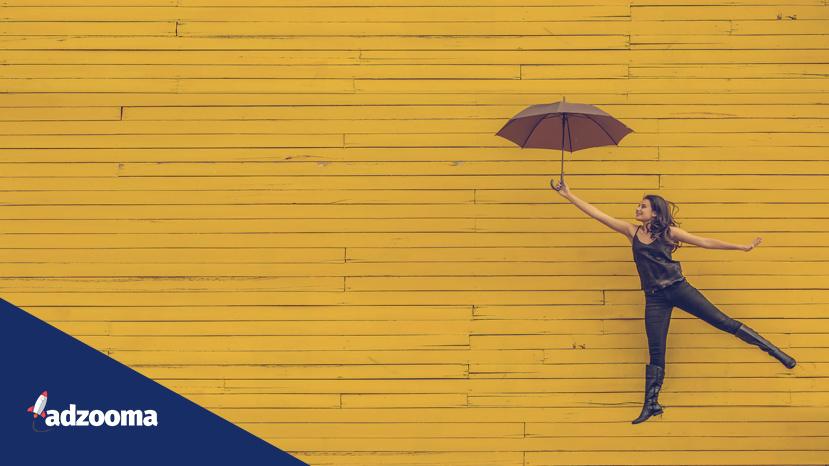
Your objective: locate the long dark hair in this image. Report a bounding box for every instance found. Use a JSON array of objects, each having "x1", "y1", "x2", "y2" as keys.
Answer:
[{"x1": 643, "y1": 194, "x2": 681, "y2": 251}]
